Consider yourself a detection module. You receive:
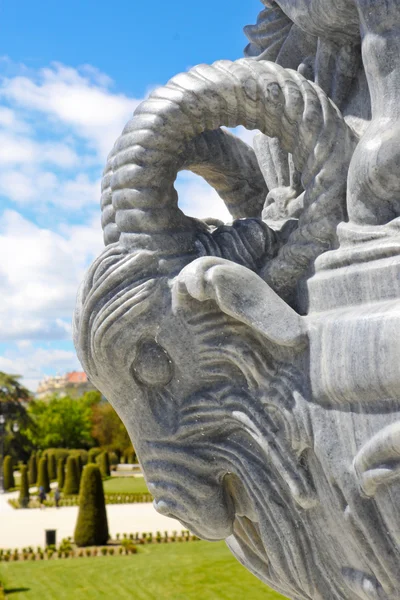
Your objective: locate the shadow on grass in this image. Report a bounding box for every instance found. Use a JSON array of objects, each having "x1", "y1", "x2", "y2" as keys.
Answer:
[{"x1": 5, "y1": 587, "x2": 30, "y2": 594}]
